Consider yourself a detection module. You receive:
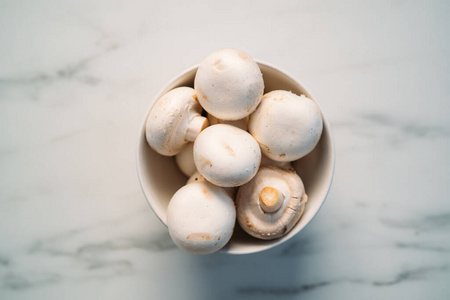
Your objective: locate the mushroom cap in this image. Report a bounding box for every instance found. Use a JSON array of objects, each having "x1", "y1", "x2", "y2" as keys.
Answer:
[
  {"x1": 236, "y1": 166, "x2": 308, "y2": 240},
  {"x1": 207, "y1": 113, "x2": 249, "y2": 131},
  {"x1": 175, "y1": 143, "x2": 196, "y2": 177},
  {"x1": 194, "y1": 124, "x2": 261, "y2": 187},
  {"x1": 187, "y1": 171, "x2": 238, "y2": 200},
  {"x1": 167, "y1": 181, "x2": 236, "y2": 254},
  {"x1": 249, "y1": 90, "x2": 323, "y2": 162},
  {"x1": 194, "y1": 49, "x2": 264, "y2": 120},
  {"x1": 146, "y1": 87, "x2": 208, "y2": 156}
]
